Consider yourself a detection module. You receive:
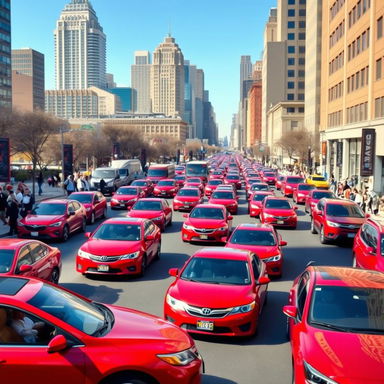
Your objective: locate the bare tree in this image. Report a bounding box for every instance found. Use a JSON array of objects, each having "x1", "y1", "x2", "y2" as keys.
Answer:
[{"x1": 0, "y1": 107, "x2": 13, "y2": 138}]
